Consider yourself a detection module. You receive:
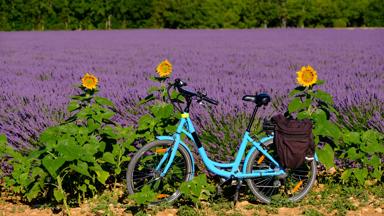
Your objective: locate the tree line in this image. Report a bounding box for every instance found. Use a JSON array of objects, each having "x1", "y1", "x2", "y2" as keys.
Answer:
[{"x1": 0, "y1": 0, "x2": 383, "y2": 31}]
